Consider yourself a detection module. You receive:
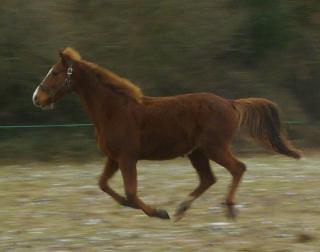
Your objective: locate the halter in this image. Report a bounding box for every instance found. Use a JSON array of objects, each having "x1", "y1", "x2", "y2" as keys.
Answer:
[
  {"x1": 65, "y1": 65, "x2": 73, "y2": 87},
  {"x1": 39, "y1": 65, "x2": 74, "y2": 99}
]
